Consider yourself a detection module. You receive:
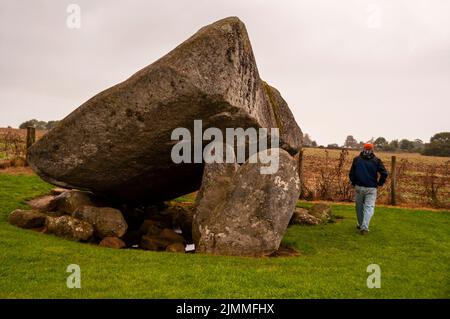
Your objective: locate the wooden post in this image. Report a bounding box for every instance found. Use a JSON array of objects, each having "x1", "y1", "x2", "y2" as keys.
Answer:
[
  {"x1": 26, "y1": 126, "x2": 36, "y2": 165},
  {"x1": 390, "y1": 155, "x2": 397, "y2": 205},
  {"x1": 298, "y1": 148, "x2": 304, "y2": 198}
]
